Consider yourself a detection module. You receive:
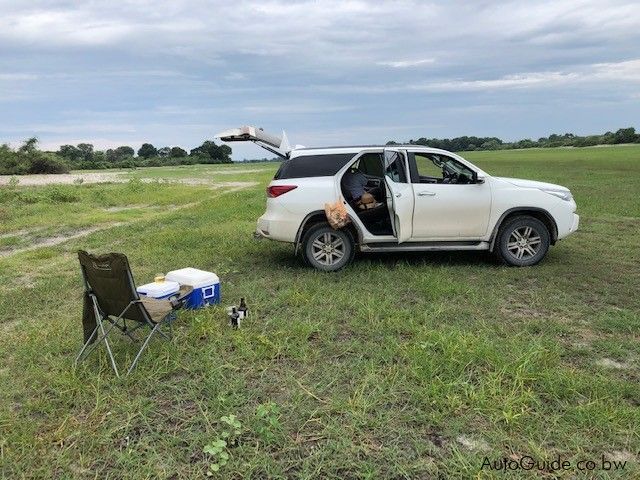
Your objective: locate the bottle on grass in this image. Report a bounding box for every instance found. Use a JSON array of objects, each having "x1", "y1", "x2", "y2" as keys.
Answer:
[{"x1": 238, "y1": 297, "x2": 249, "y2": 319}]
